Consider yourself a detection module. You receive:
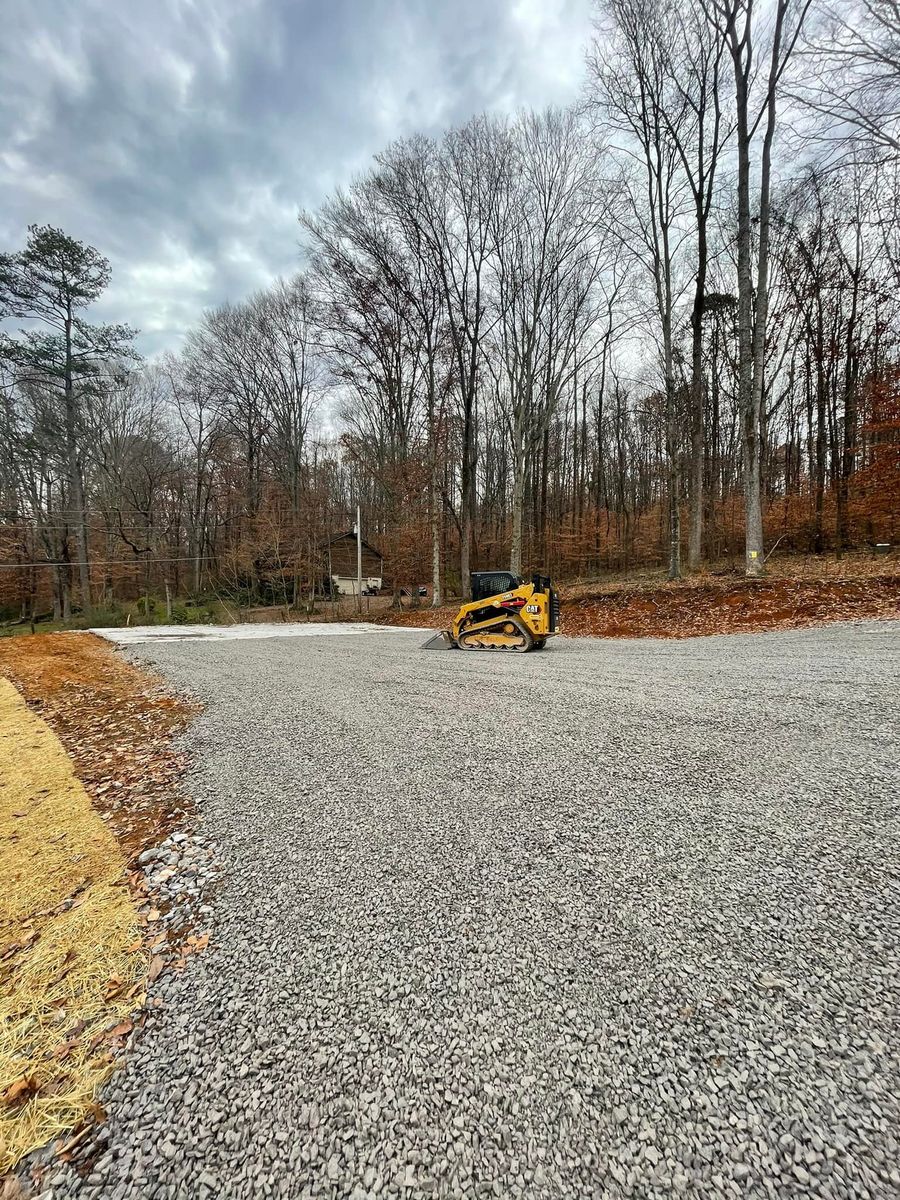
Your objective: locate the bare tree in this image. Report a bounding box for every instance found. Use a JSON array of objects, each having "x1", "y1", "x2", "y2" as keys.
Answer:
[
  {"x1": 589, "y1": 0, "x2": 692, "y2": 579},
  {"x1": 795, "y1": 1, "x2": 900, "y2": 158},
  {"x1": 374, "y1": 119, "x2": 513, "y2": 596},
  {"x1": 252, "y1": 278, "x2": 321, "y2": 524},
  {"x1": 490, "y1": 109, "x2": 609, "y2": 574},
  {"x1": 664, "y1": 4, "x2": 731, "y2": 570},
  {"x1": 709, "y1": 0, "x2": 812, "y2": 576},
  {"x1": 163, "y1": 353, "x2": 220, "y2": 594}
]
